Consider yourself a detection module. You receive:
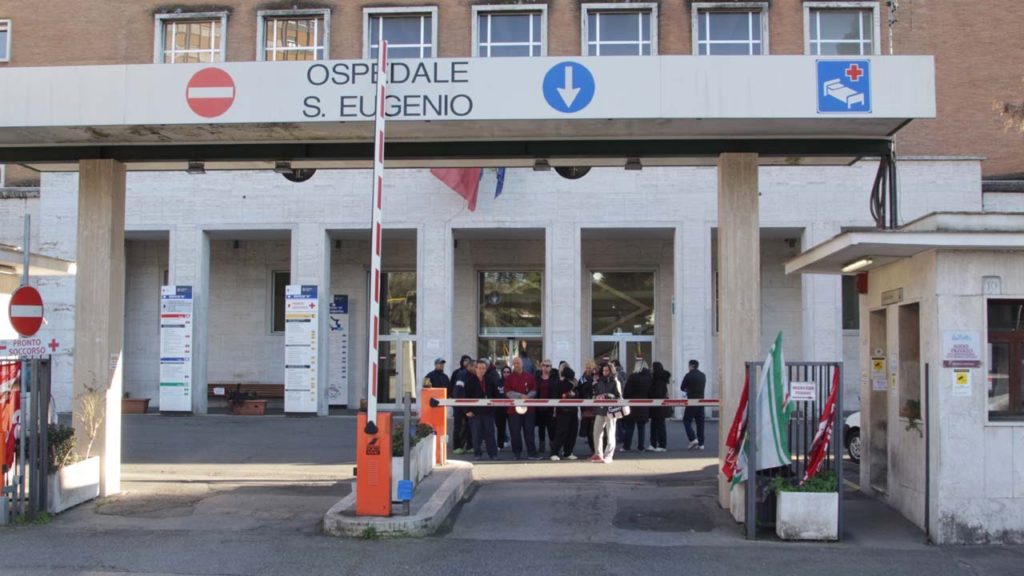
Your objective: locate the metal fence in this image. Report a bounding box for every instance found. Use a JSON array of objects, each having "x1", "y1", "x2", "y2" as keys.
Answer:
[
  {"x1": 1, "y1": 358, "x2": 51, "y2": 524},
  {"x1": 744, "y1": 361, "x2": 843, "y2": 540}
]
